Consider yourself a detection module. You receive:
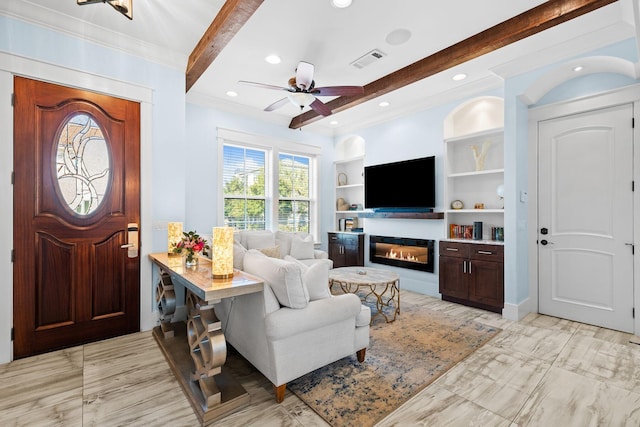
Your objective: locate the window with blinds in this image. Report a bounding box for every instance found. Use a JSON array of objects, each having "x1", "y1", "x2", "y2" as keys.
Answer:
[
  {"x1": 222, "y1": 144, "x2": 267, "y2": 230},
  {"x1": 278, "y1": 153, "x2": 310, "y2": 233}
]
